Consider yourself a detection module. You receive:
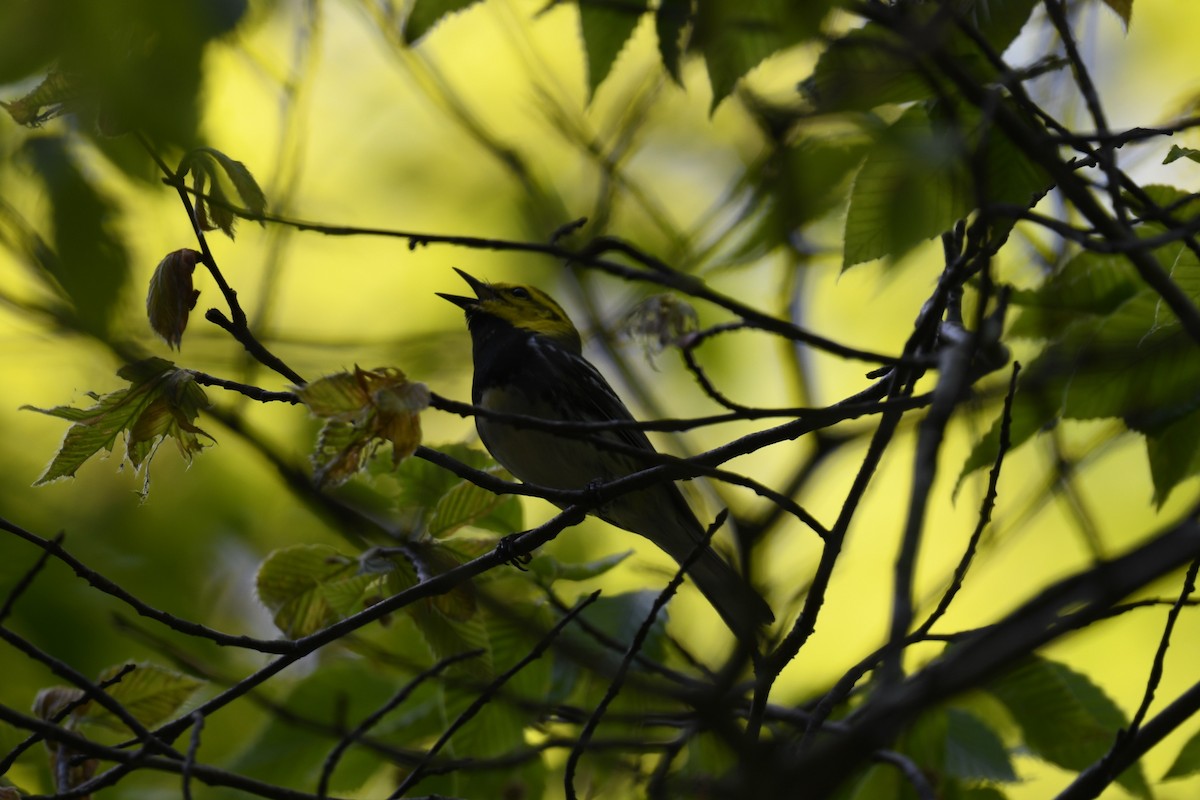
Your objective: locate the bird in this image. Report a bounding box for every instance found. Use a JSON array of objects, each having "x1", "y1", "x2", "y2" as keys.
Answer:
[{"x1": 439, "y1": 268, "x2": 773, "y2": 641}]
